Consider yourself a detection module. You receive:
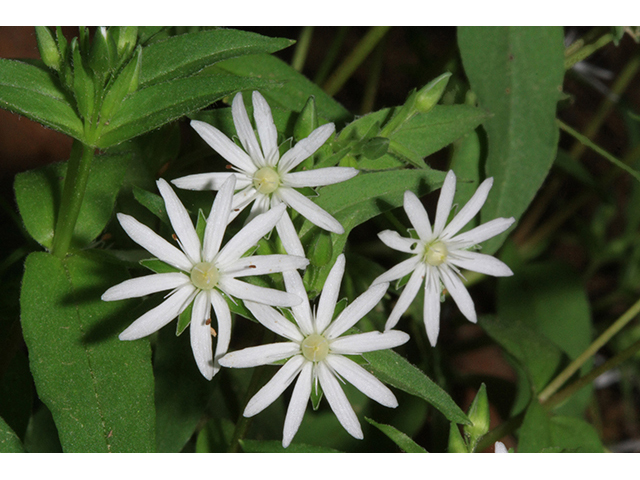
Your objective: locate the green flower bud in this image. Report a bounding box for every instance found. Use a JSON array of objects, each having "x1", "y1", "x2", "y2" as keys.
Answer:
[
  {"x1": 448, "y1": 423, "x2": 468, "y2": 453},
  {"x1": 113, "y1": 26, "x2": 138, "y2": 60},
  {"x1": 414, "y1": 72, "x2": 451, "y2": 114},
  {"x1": 89, "y1": 27, "x2": 112, "y2": 87},
  {"x1": 294, "y1": 96, "x2": 318, "y2": 142},
  {"x1": 464, "y1": 383, "x2": 490, "y2": 451},
  {"x1": 35, "y1": 26, "x2": 61, "y2": 71}
]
